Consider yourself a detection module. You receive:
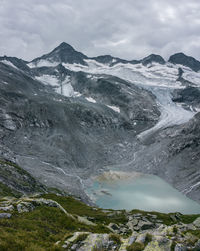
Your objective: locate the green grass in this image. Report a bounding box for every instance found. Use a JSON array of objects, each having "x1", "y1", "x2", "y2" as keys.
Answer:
[
  {"x1": 170, "y1": 241, "x2": 176, "y2": 251},
  {"x1": 180, "y1": 214, "x2": 200, "y2": 224},
  {"x1": 0, "y1": 204, "x2": 108, "y2": 250},
  {"x1": 0, "y1": 182, "x2": 18, "y2": 197},
  {"x1": 126, "y1": 242, "x2": 145, "y2": 251},
  {"x1": 0, "y1": 159, "x2": 30, "y2": 176},
  {"x1": 0, "y1": 159, "x2": 45, "y2": 197},
  {"x1": 65, "y1": 233, "x2": 89, "y2": 250},
  {"x1": 109, "y1": 233, "x2": 121, "y2": 245},
  {"x1": 130, "y1": 209, "x2": 174, "y2": 225},
  {"x1": 74, "y1": 233, "x2": 88, "y2": 243},
  {"x1": 42, "y1": 194, "x2": 128, "y2": 226},
  {"x1": 144, "y1": 233, "x2": 152, "y2": 246},
  {"x1": 184, "y1": 229, "x2": 200, "y2": 239},
  {"x1": 130, "y1": 209, "x2": 200, "y2": 226},
  {"x1": 0, "y1": 190, "x2": 199, "y2": 250},
  {"x1": 173, "y1": 226, "x2": 178, "y2": 234}
]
